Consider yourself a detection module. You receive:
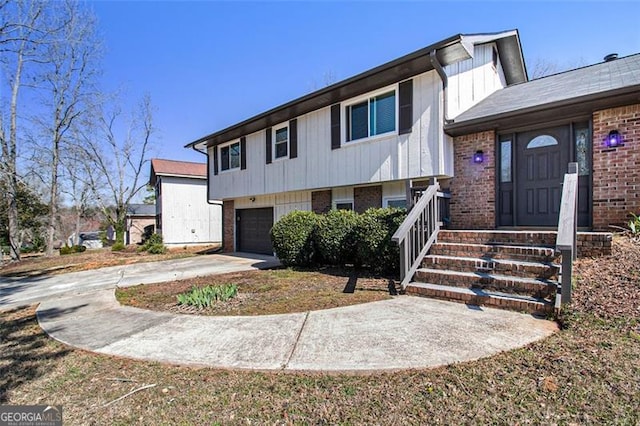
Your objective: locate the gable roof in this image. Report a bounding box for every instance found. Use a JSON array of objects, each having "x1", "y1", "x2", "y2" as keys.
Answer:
[
  {"x1": 446, "y1": 53, "x2": 640, "y2": 135},
  {"x1": 185, "y1": 30, "x2": 526, "y2": 152},
  {"x1": 127, "y1": 203, "x2": 156, "y2": 217},
  {"x1": 149, "y1": 158, "x2": 207, "y2": 186}
]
